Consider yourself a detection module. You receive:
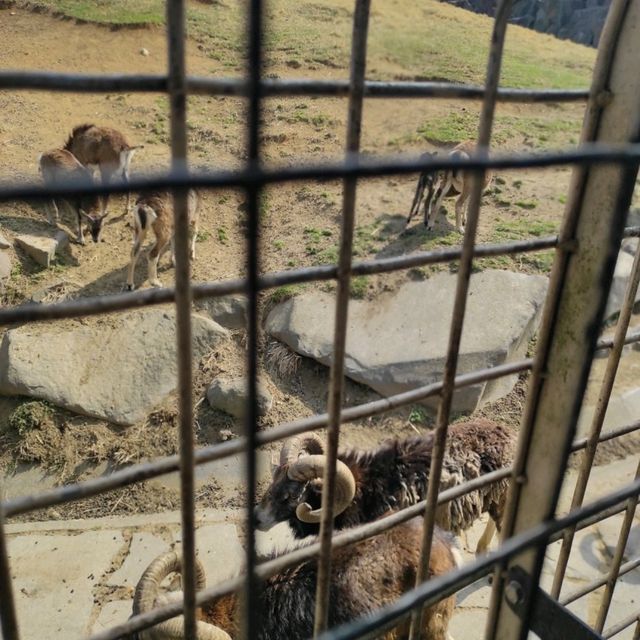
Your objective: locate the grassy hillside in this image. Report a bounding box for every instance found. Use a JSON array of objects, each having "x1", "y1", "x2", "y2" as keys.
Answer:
[{"x1": 14, "y1": 0, "x2": 595, "y2": 87}]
